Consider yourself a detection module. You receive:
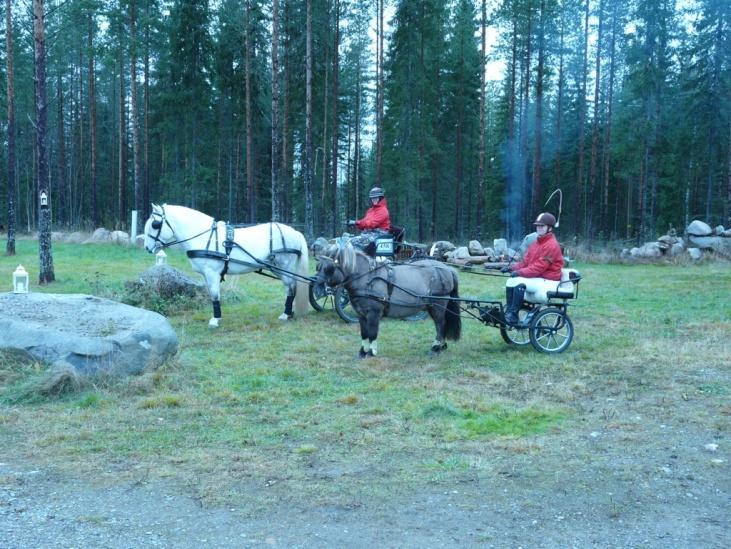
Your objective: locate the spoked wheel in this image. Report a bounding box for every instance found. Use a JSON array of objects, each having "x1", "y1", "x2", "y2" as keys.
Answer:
[
  {"x1": 334, "y1": 287, "x2": 360, "y2": 323},
  {"x1": 499, "y1": 308, "x2": 532, "y2": 346},
  {"x1": 529, "y1": 307, "x2": 574, "y2": 354},
  {"x1": 309, "y1": 283, "x2": 335, "y2": 312}
]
